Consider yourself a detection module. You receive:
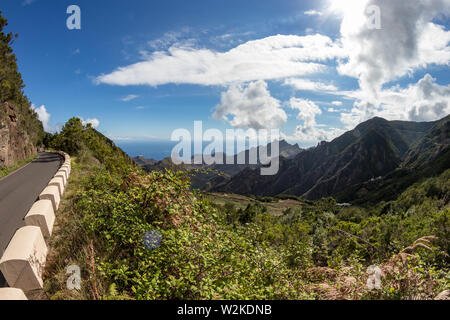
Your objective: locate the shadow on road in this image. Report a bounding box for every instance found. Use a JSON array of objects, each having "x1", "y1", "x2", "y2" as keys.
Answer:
[{"x1": 33, "y1": 152, "x2": 64, "y2": 164}]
